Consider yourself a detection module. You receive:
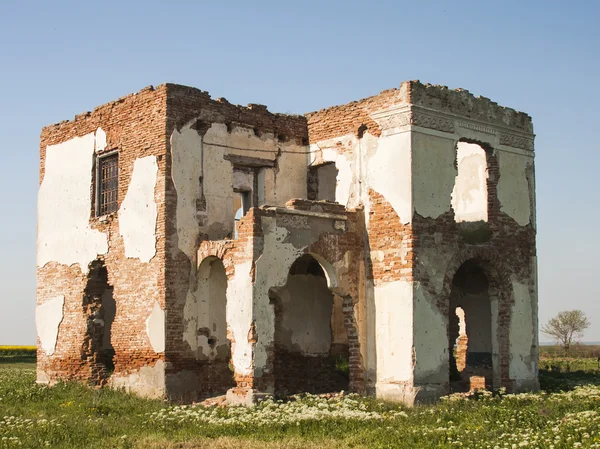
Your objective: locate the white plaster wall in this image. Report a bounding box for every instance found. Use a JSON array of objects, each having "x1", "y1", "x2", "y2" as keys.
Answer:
[
  {"x1": 451, "y1": 142, "x2": 488, "y2": 222},
  {"x1": 38, "y1": 130, "x2": 108, "y2": 272},
  {"x1": 367, "y1": 133, "x2": 412, "y2": 224},
  {"x1": 35, "y1": 296, "x2": 64, "y2": 355},
  {"x1": 227, "y1": 261, "x2": 254, "y2": 376},
  {"x1": 509, "y1": 280, "x2": 535, "y2": 380},
  {"x1": 374, "y1": 280, "x2": 413, "y2": 383},
  {"x1": 118, "y1": 156, "x2": 158, "y2": 262},
  {"x1": 171, "y1": 124, "x2": 204, "y2": 258},
  {"x1": 497, "y1": 151, "x2": 531, "y2": 226},
  {"x1": 146, "y1": 301, "x2": 165, "y2": 353},
  {"x1": 411, "y1": 133, "x2": 456, "y2": 219},
  {"x1": 110, "y1": 359, "x2": 165, "y2": 399},
  {"x1": 412, "y1": 285, "x2": 447, "y2": 383},
  {"x1": 277, "y1": 274, "x2": 333, "y2": 354}
]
